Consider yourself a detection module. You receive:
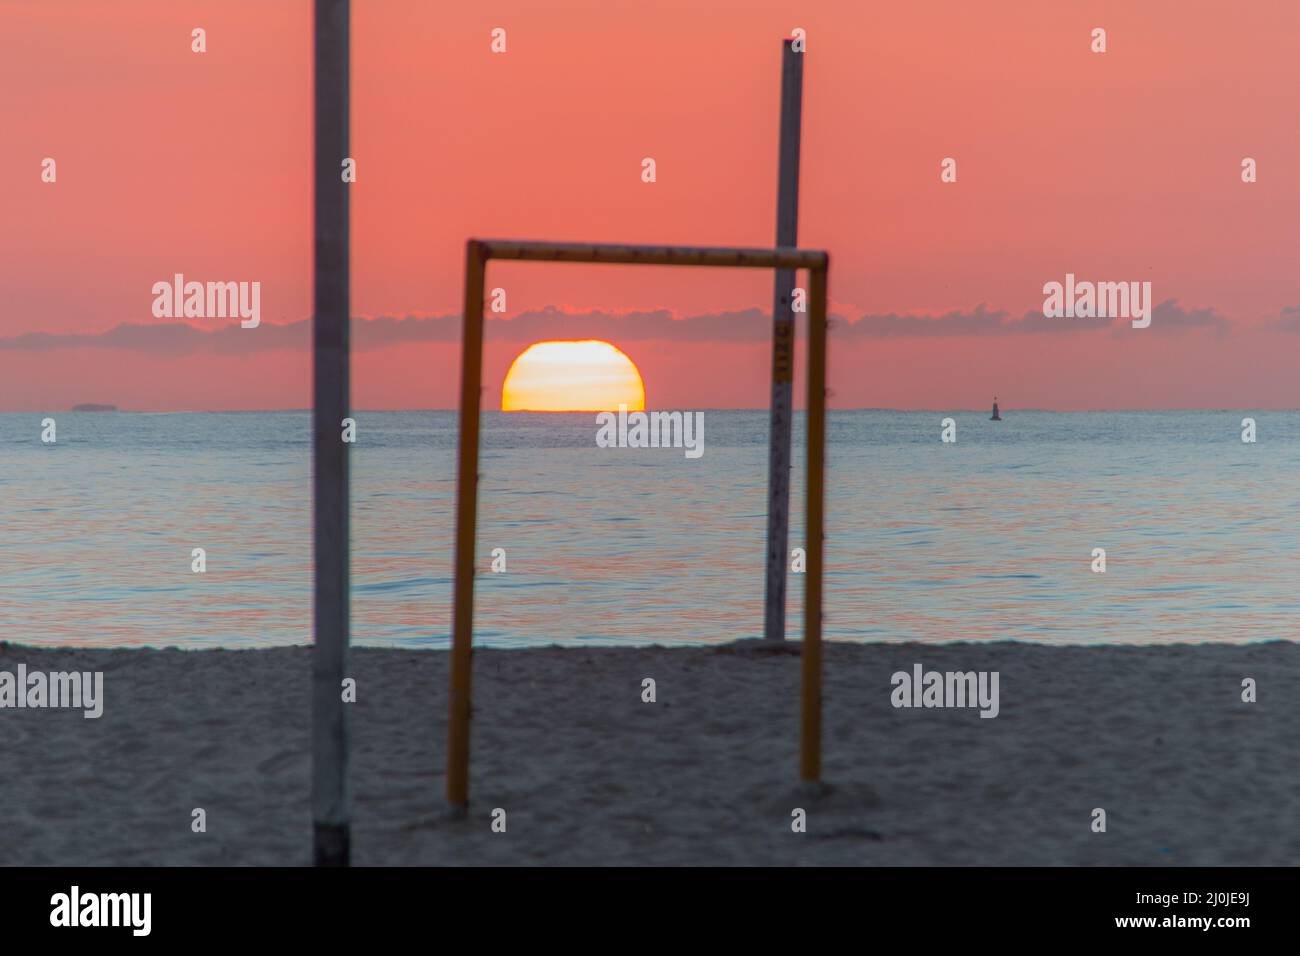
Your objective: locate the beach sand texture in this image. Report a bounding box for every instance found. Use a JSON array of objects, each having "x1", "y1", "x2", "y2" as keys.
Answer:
[{"x1": 2, "y1": 640, "x2": 1294, "y2": 866}]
